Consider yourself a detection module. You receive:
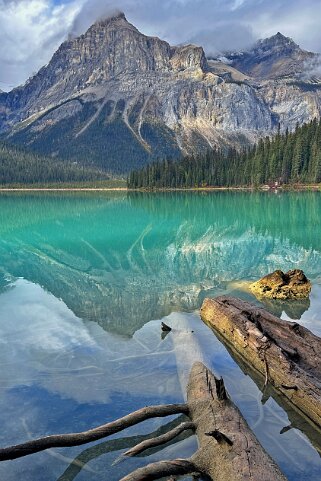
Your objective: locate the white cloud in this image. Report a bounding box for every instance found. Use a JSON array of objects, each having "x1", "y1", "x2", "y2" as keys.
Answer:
[{"x1": 0, "y1": 0, "x2": 82, "y2": 91}]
